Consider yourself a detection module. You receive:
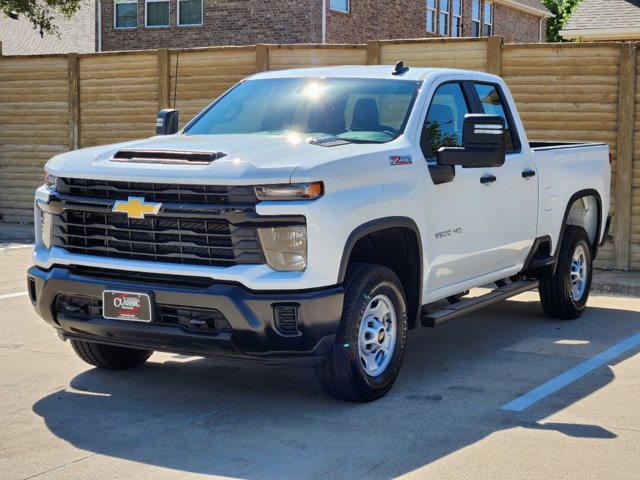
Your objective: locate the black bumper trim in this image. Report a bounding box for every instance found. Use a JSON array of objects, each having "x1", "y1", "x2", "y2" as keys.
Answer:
[{"x1": 28, "y1": 266, "x2": 344, "y2": 367}]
